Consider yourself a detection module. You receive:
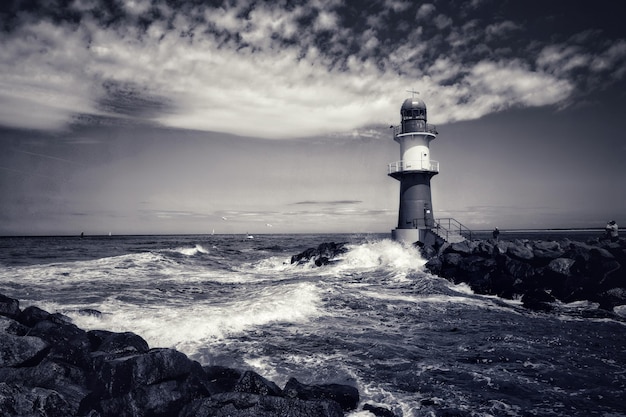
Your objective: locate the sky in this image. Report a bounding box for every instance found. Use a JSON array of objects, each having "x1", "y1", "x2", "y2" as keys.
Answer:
[{"x1": 1, "y1": 0, "x2": 625, "y2": 236}]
